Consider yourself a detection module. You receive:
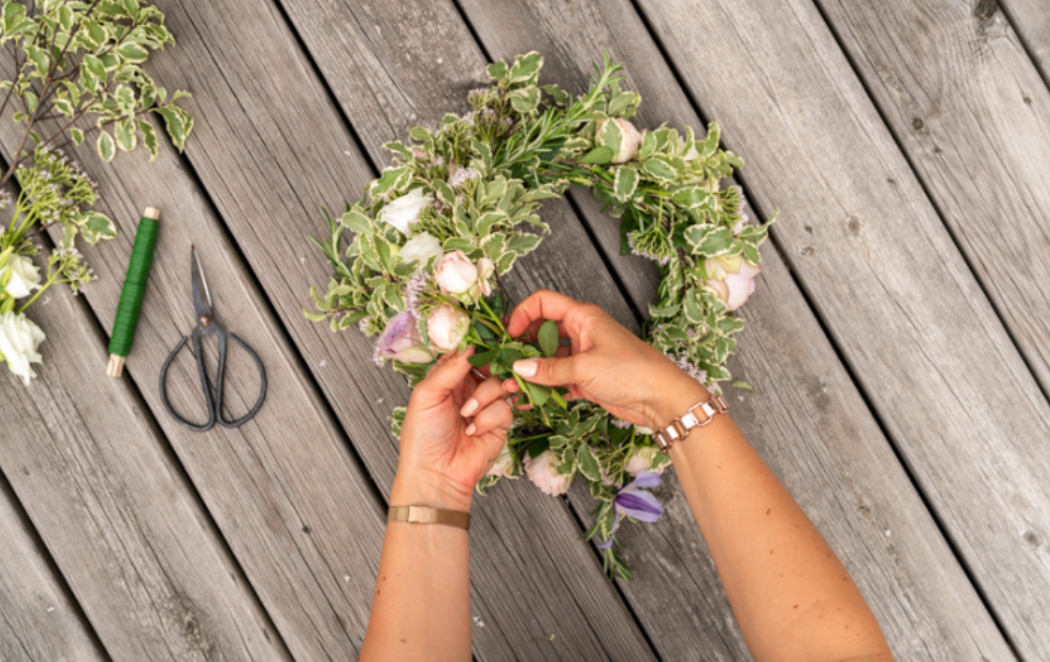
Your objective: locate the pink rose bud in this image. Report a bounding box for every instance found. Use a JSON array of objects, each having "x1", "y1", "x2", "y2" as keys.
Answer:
[
  {"x1": 426, "y1": 305, "x2": 471, "y2": 351},
  {"x1": 704, "y1": 255, "x2": 761, "y2": 311},
  {"x1": 524, "y1": 450, "x2": 572, "y2": 496},
  {"x1": 374, "y1": 312, "x2": 433, "y2": 364},
  {"x1": 434, "y1": 250, "x2": 478, "y2": 294},
  {"x1": 597, "y1": 118, "x2": 644, "y2": 164},
  {"x1": 476, "y1": 257, "x2": 495, "y2": 297}
]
